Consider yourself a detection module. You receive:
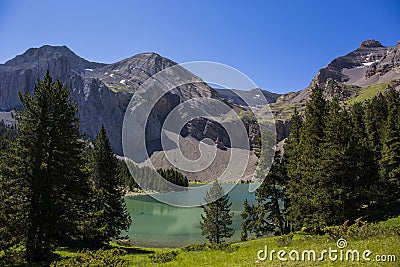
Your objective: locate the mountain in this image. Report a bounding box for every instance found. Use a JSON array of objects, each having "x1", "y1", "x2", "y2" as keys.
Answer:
[
  {"x1": 2, "y1": 41, "x2": 398, "y2": 181},
  {"x1": 0, "y1": 45, "x2": 104, "y2": 111},
  {"x1": 1, "y1": 45, "x2": 134, "y2": 154},
  {"x1": 0, "y1": 46, "x2": 262, "y2": 172},
  {"x1": 270, "y1": 40, "x2": 400, "y2": 119}
]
